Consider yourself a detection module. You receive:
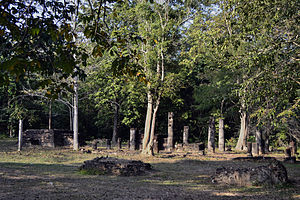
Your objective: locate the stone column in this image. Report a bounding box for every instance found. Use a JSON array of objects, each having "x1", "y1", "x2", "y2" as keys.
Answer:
[
  {"x1": 183, "y1": 126, "x2": 189, "y2": 145},
  {"x1": 208, "y1": 116, "x2": 215, "y2": 153},
  {"x1": 256, "y1": 129, "x2": 264, "y2": 155},
  {"x1": 106, "y1": 139, "x2": 111, "y2": 150},
  {"x1": 284, "y1": 147, "x2": 296, "y2": 163},
  {"x1": 153, "y1": 136, "x2": 159, "y2": 154},
  {"x1": 18, "y1": 119, "x2": 23, "y2": 151},
  {"x1": 218, "y1": 118, "x2": 225, "y2": 152},
  {"x1": 117, "y1": 138, "x2": 122, "y2": 150},
  {"x1": 167, "y1": 112, "x2": 174, "y2": 151},
  {"x1": 290, "y1": 141, "x2": 297, "y2": 157},
  {"x1": 247, "y1": 142, "x2": 252, "y2": 157},
  {"x1": 92, "y1": 140, "x2": 98, "y2": 150},
  {"x1": 285, "y1": 147, "x2": 291, "y2": 159},
  {"x1": 139, "y1": 133, "x2": 144, "y2": 150},
  {"x1": 130, "y1": 128, "x2": 136, "y2": 151},
  {"x1": 252, "y1": 142, "x2": 258, "y2": 155}
]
